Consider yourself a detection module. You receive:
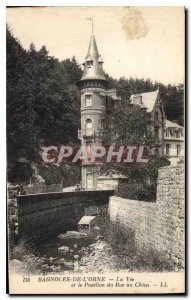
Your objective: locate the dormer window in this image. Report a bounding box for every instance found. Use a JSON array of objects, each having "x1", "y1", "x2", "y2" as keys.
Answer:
[
  {"x1": 87, "y1": 61, "x2": 93, "y2": 67},
  {"x1": 86, "y1": 55, "x2": 93, "y2": 68},
  {"x1": 133, "y1": 95, "x2": 142, "y2": 105},
  {"x1": 98, "y1": 55, "x2": 104, "y2": 66},
  {"x1": 82, "y1": 61, "x2": 86, "y2": 69}
]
